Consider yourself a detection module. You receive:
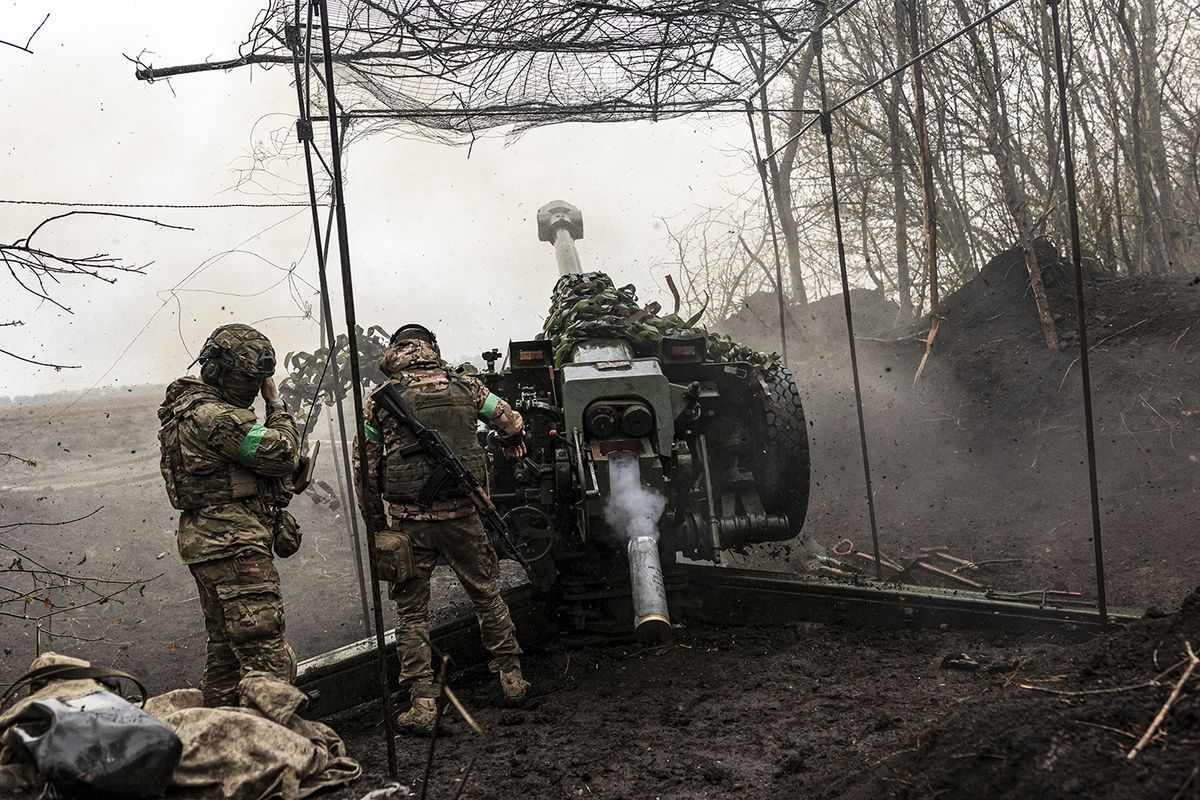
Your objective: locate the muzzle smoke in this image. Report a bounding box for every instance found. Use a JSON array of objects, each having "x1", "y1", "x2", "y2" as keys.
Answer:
[{"x1": 603, "y1": 450, "x2": 666, "y2": 541}]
